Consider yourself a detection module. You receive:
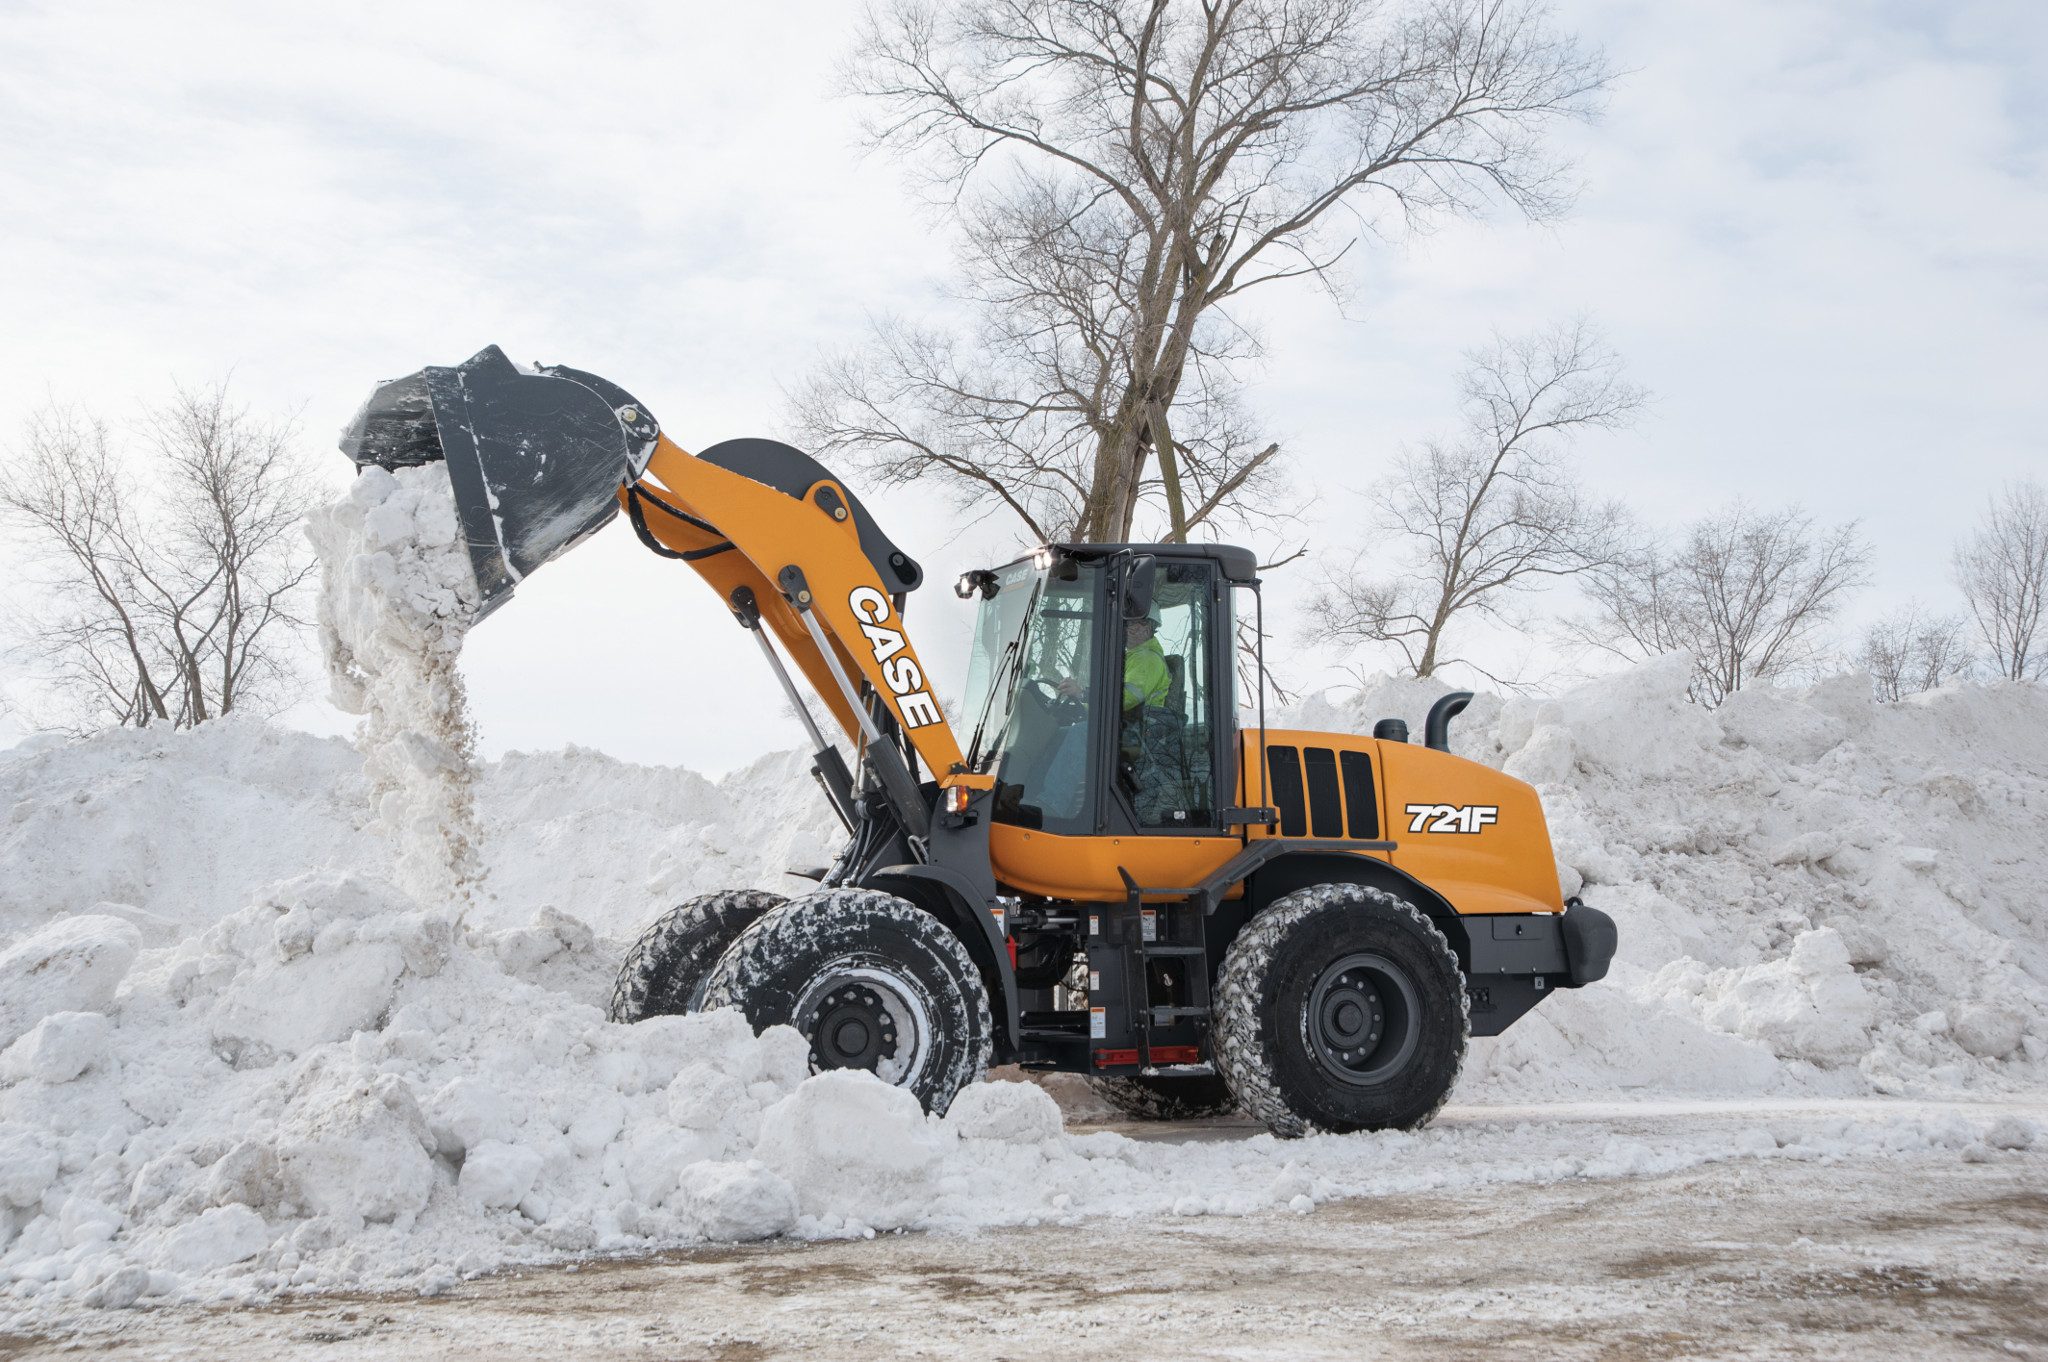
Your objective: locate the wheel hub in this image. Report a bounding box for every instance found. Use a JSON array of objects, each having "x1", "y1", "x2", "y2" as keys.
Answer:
[
  {"x1": 1307, "y1": 952, "x2": 1421, "y2": 1087},
  {"x1": 805, "y1": 982, "x2": 899, "y2": 1072}
]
